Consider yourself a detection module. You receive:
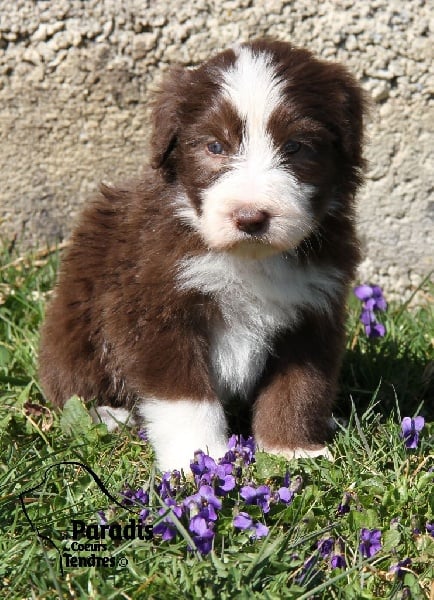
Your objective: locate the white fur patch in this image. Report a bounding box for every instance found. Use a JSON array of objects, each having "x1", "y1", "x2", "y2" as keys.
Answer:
[
  {"x1": 138, "y1": 398, "x2": 228, "y2": 472},
  {"x1": 177, "y1": 252, "x2": 344, "y2": 397},
  {"x1": 199, "y1": 168, "x2": 316, "y2": 255},
  {"x1": 90, "y1": 406, "x2": 136, "y2": 432},
  {"x1": 222, "y1": 46, "x2": 285, "y2": 143}
]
